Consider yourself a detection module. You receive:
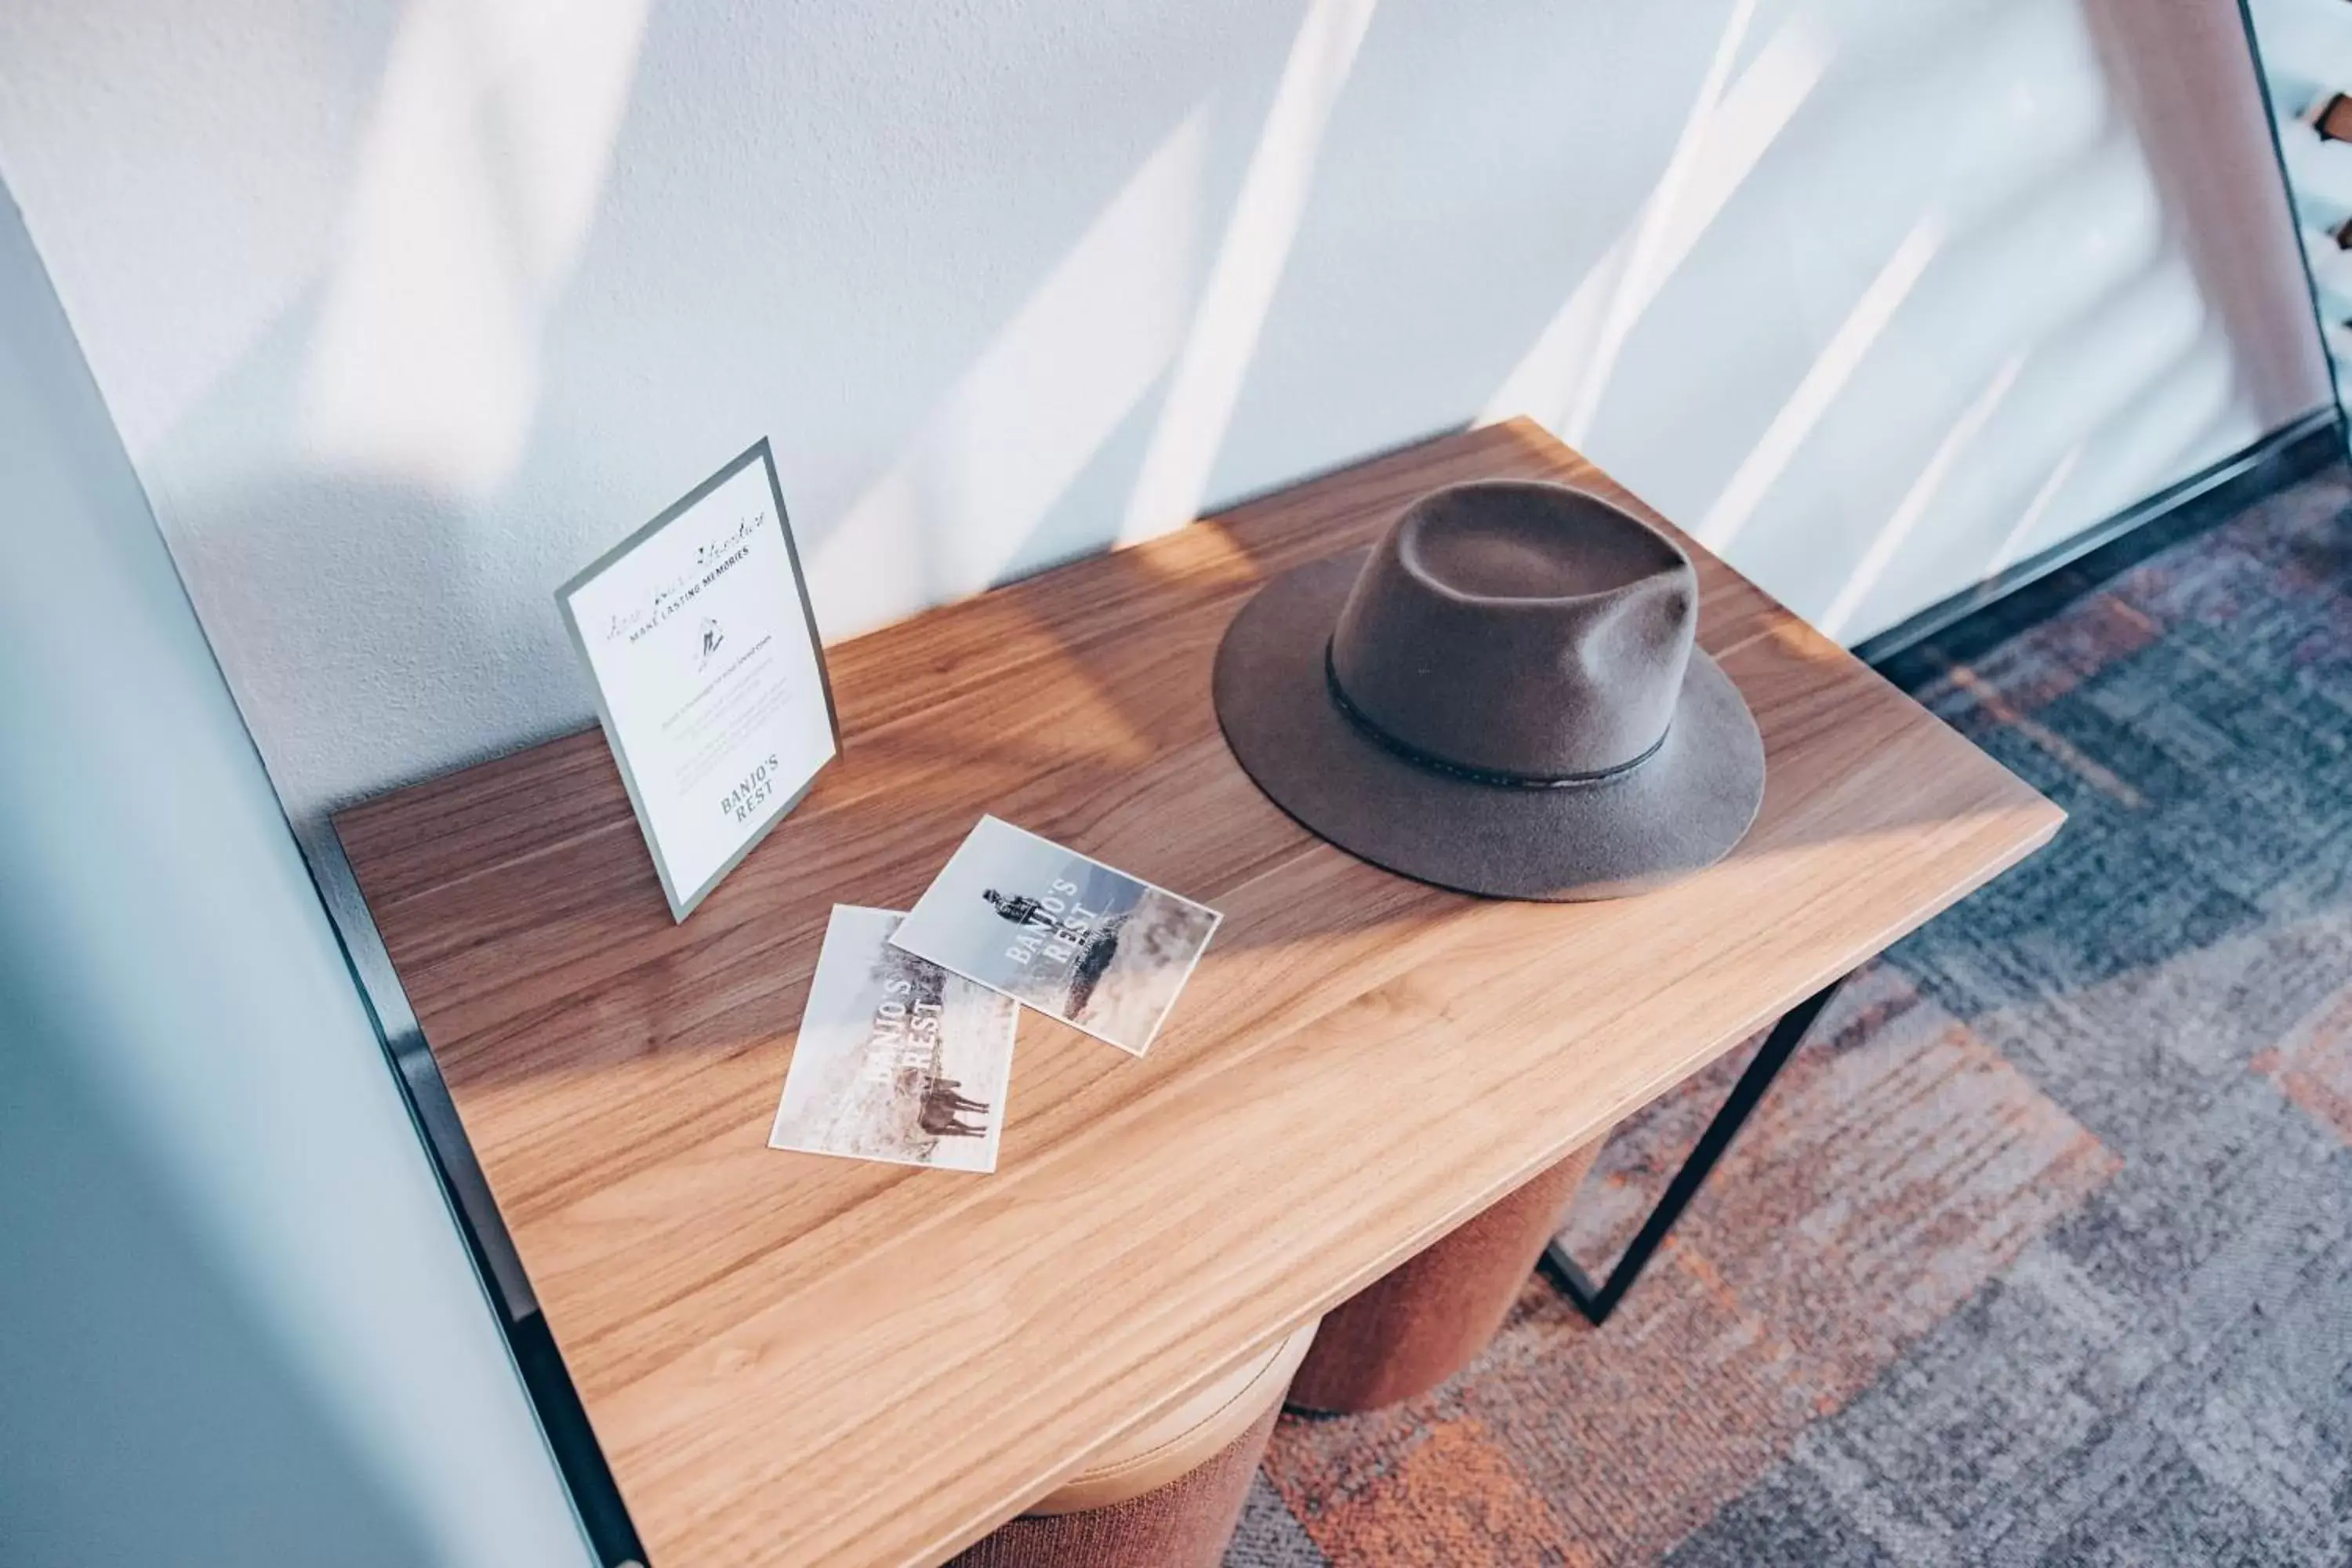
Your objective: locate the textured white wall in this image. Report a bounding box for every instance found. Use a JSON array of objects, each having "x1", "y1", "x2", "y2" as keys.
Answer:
[{"x1": 0, "y1": 0, "x2": 2325, "y2": 825}]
